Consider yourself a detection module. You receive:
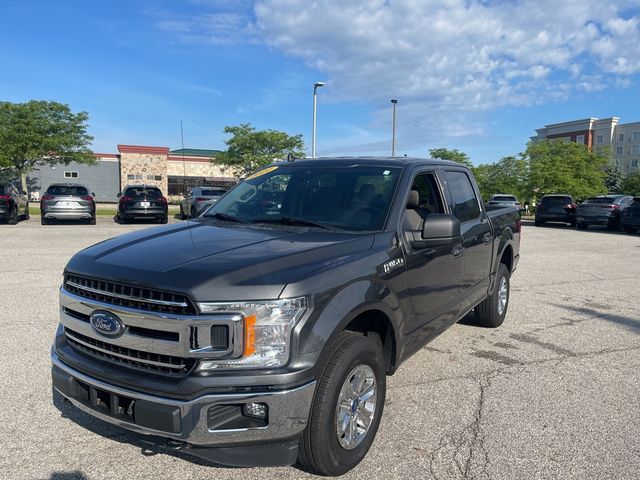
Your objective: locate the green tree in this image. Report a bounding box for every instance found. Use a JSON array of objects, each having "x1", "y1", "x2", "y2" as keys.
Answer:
[
  {"x1": 621, "y1": 172, "x2": 640, "y2": 195},
  {"x1": 0, "y1": 100, "x2": 95, "y2": 191},
  {"x1": 524, "y1": 140, "x2": 607, "y2": 201},
  {"x1": 216, "y1": 123, "x2": 305, "y2": 176},
  {"x1": 428, "y1": 148, "x2": 473, "y2": 168},
  {"x1": 603, "y1": 164, "x2": 623, "y2": 193},
  {"x1": 472, "y1": 155, "x2": 530, "y2": 202}
]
